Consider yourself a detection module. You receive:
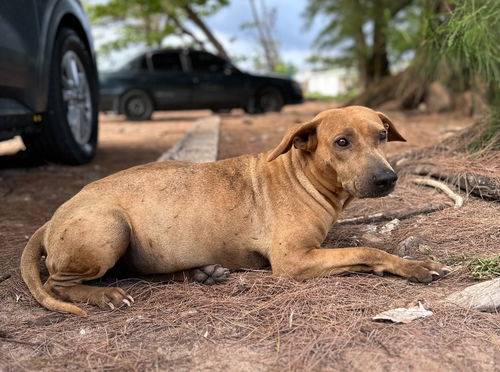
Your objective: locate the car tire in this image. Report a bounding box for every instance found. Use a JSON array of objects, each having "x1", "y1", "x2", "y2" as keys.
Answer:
[
  {"x1": 211, "y1": 108, "x2": 232, "y2": 114},
  {"x1": 246, "y1": 87, "x2": 284, "y2": 114},
  {"x1": 121, "y1": 90, "x2": 154, "y2": 121},
  {"x1": 22, "y1": 28, "x2": 98, "y2": 165}
]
